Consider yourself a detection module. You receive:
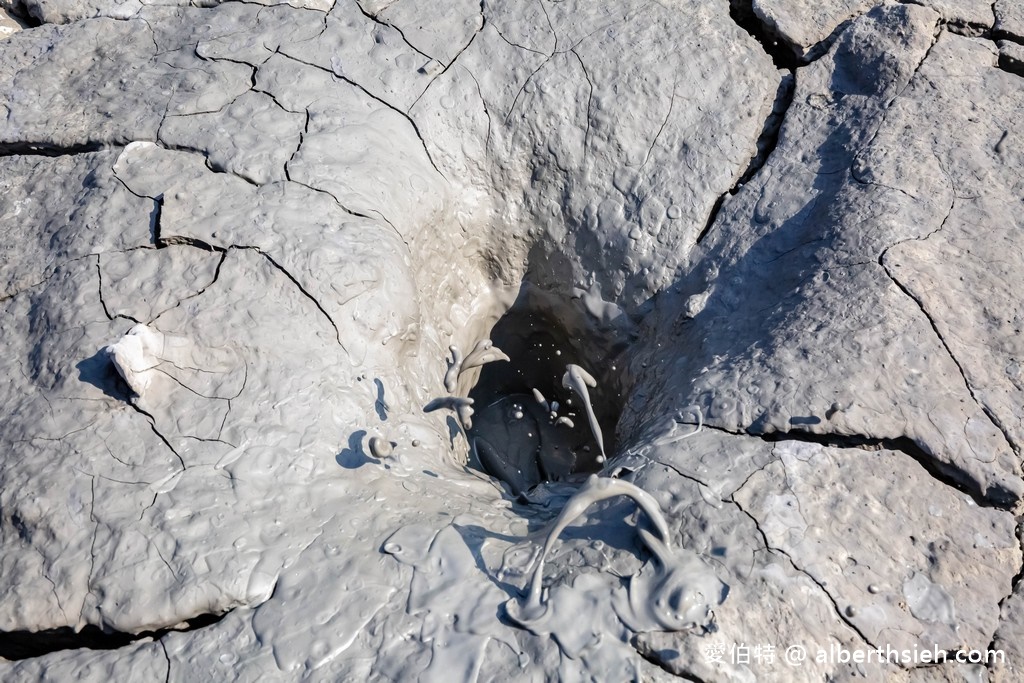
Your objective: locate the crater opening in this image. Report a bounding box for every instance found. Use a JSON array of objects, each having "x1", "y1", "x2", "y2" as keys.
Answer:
[{"x1": 462, "y1": 283, "x2": 633, "y2": 496}]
